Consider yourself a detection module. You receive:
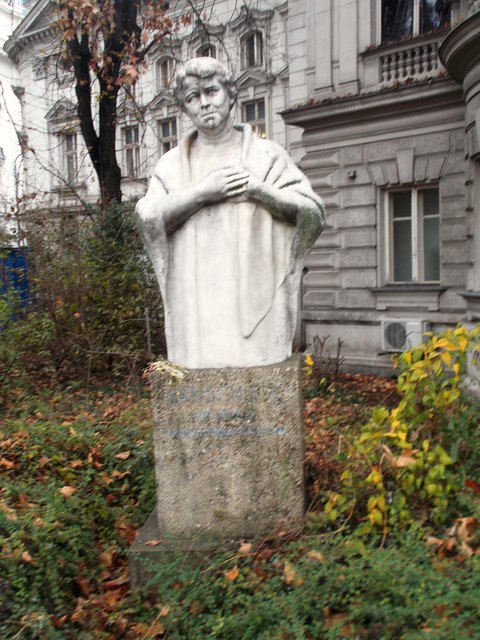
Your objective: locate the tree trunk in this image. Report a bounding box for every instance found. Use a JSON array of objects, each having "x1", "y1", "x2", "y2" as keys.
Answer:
[{"x1": 98, "y1": 81, "x2": 122, "y2": 205}]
